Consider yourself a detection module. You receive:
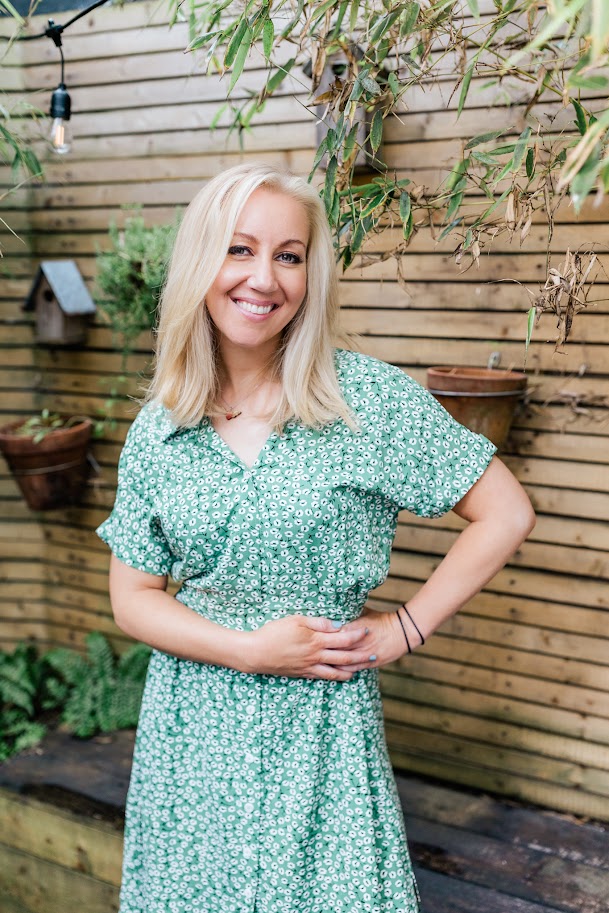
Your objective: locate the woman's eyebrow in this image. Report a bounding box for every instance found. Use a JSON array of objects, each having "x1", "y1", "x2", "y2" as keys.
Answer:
[{"x1": 233, "y1": 231, "x2": 307, "y2": 249}]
